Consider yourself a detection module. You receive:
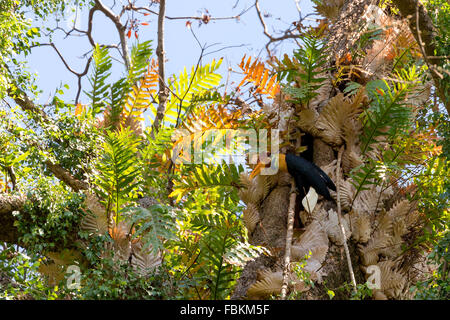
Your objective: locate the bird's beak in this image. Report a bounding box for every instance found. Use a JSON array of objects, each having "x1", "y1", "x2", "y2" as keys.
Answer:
[{"x1": 250, "y1": 162, "x2": 265, "y2": 179}]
